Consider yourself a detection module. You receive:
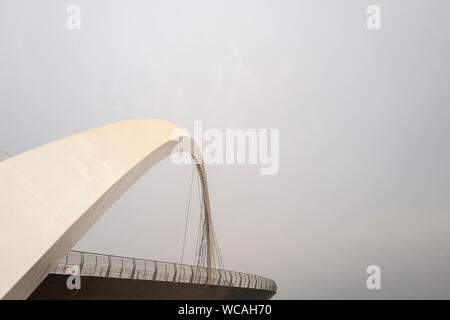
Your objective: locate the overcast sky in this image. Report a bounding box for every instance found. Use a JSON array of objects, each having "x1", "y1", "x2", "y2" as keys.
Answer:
[{"x1": 1, "y1": 0, "x2": 449, "y2": 299}]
